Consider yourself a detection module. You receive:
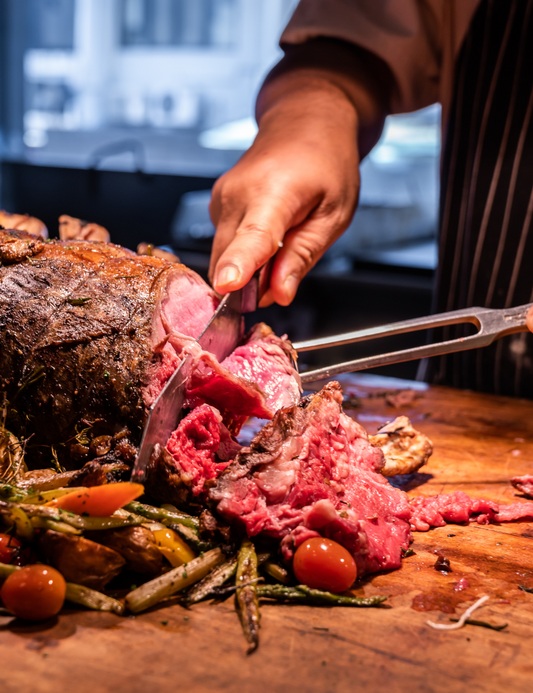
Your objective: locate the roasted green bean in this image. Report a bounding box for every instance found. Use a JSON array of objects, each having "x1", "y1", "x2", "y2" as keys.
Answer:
[
  {"x1": 126, "y1": 547, "x2": 224, "y2": 613},
  {"x1": 124, "y1": 501, "x2": 199, "y2": 529},
  {"x1": 262, "y1": 560, "x2": 290, "y2": 585},
  {"x1": 235, "y1": 539, "x2": 260, "y2": 653},
  {"x1": 186, "y1": 556, "x2": 238, "y2": 604},
  {"x1": 65, "y1": 583, "x2": 124, "y2": 615},
  {"x1": 256, "y1": 584, "x2": 388, "y2": 607}
]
